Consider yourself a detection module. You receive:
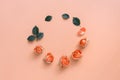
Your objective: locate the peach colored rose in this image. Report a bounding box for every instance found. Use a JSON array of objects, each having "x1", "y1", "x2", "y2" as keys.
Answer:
[
  {"x1": 34, "y1": 46, "x2": 43, "y2": 54},
  {"x1": 78, "y1": 27, "x2": 86, "y2": 36},
  {"x1": 72, "y1": 50, "x2": 82, "y2": 60},
  {"x1": 60, "y1": 56, "x2": 70, "y2": 67},
  {"x1": 80, "y1": 38, "x2": 88, "y2": 48},
  {"x1": 45, "y1": 53, "x2": 54, "y2": 63}
]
